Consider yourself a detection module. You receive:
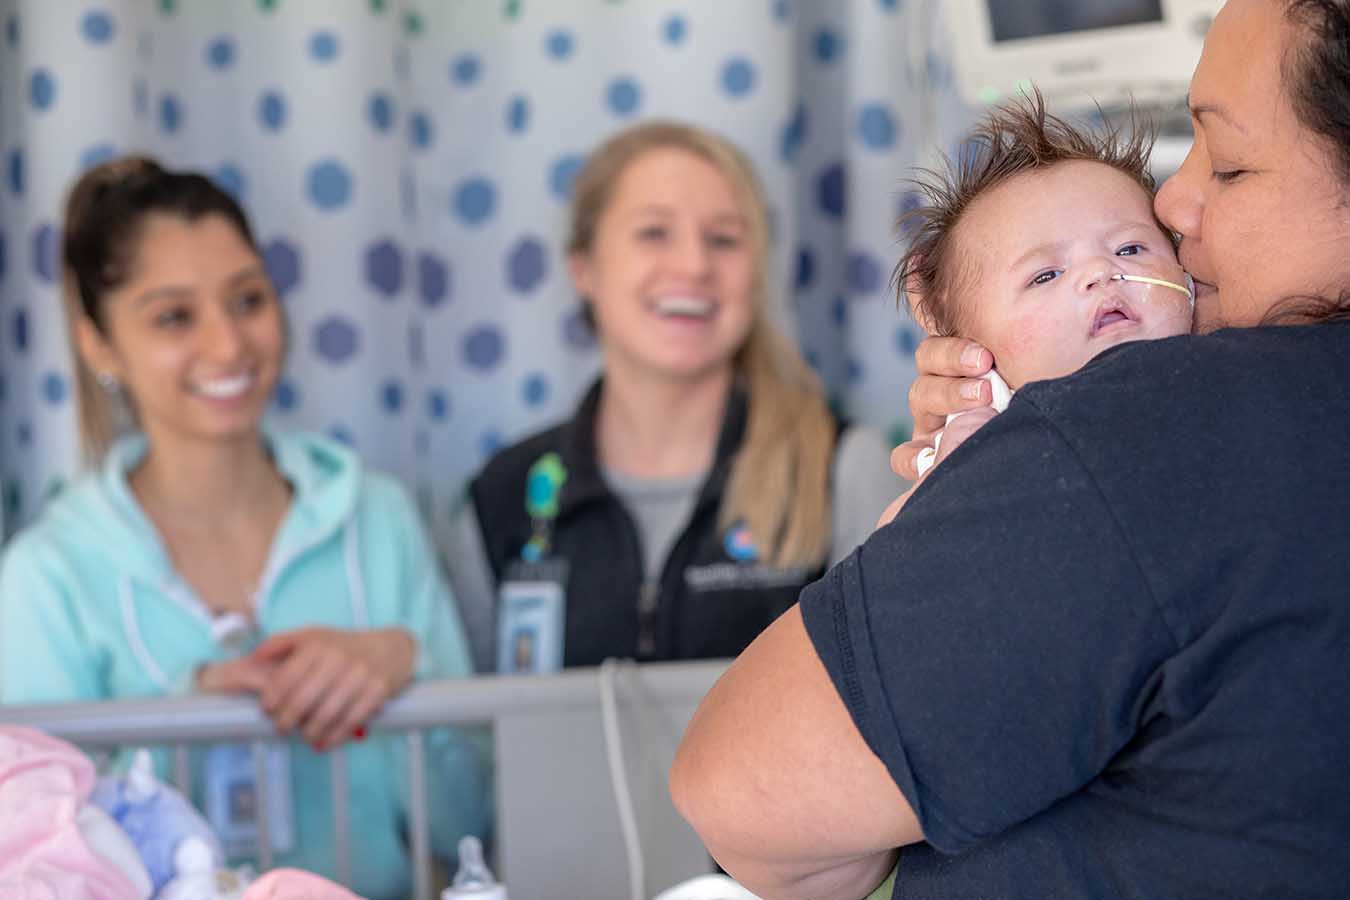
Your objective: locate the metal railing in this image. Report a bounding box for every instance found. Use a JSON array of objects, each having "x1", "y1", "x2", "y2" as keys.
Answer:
[{"x1": 1, "y1": 661, "x2": 726, "y2": 900}]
